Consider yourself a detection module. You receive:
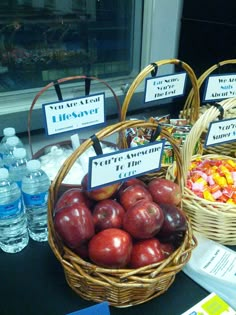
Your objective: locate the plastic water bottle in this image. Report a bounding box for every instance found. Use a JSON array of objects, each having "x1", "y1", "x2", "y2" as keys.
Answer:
[
  {"x1": 0, "y1": 168, "x2": 29, "y2": 253},
  {"x1": 1, "y1": 136, "x2": 24, "y2": 169},
  {"x1": 9, "y1": 148, "x2": 28, "y2": 188},
  {"x1": 0, "y1": 128, "x2": 23, "y2": 156},
  {"x1": 1, "y1": 127, "x2": 17, "y2": 144},
  {"x1": 21, "y1": 160, "x2": 50, "y2": 242},
  {"x1": 0, "y1": 128, "x2": 15, "y2": 156}
]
